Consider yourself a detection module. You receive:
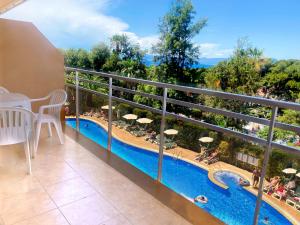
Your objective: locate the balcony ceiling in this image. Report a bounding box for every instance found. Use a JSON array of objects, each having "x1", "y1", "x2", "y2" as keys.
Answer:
[{"x1": 0, "y1": 0, "x2": 26, "y2": 14}]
